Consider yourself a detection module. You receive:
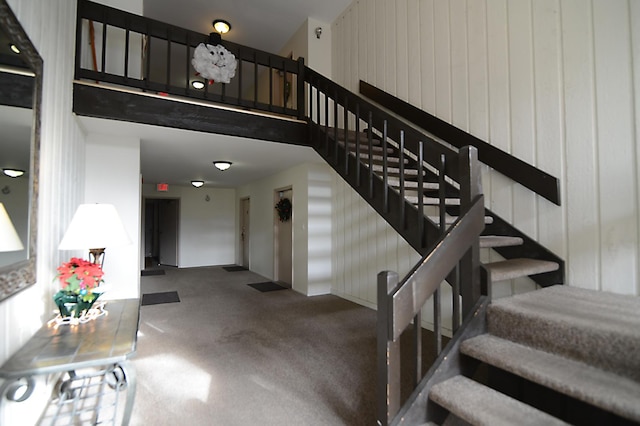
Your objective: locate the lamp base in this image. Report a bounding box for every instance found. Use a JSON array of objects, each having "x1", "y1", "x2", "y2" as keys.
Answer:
[{"x1": 89, "y1": 248, "x2": 105, "y2": 267}]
